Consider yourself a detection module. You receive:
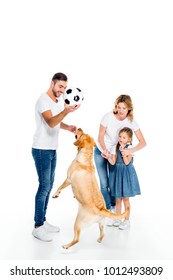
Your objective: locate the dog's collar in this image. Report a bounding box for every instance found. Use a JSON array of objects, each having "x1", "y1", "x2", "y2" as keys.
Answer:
[{"x1": 75, "y1": 133, "x2": 84, "y2": 140}]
